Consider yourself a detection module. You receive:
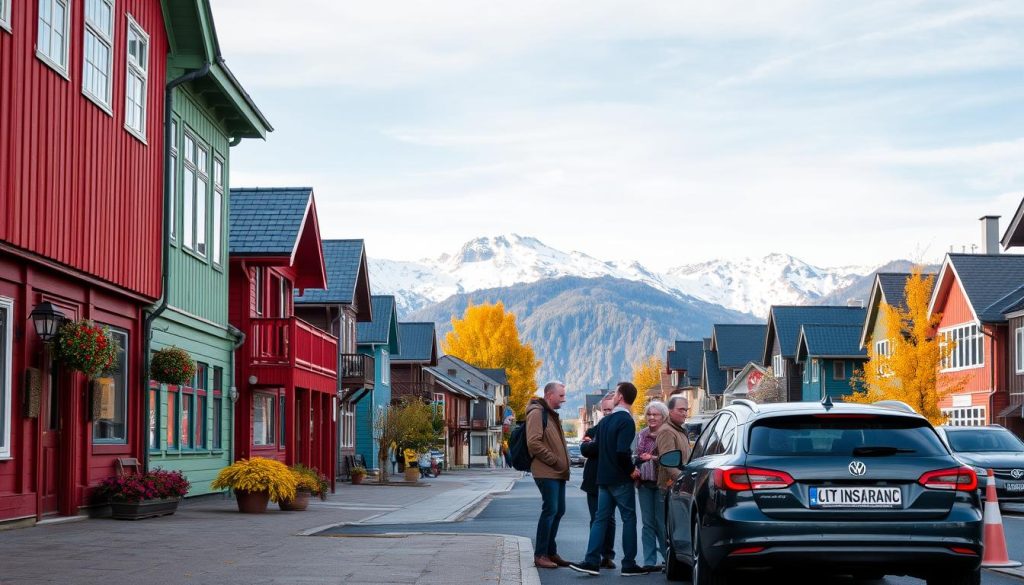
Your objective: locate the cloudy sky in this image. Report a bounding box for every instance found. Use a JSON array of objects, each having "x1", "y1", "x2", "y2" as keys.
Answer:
[{"x1": 212, "y1": 1, "x2": 1024, "y2": 271}]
